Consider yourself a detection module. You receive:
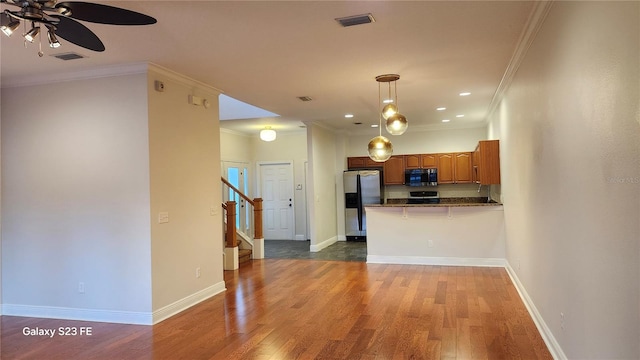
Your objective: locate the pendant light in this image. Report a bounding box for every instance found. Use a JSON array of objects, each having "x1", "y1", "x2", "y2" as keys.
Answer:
[
  {"x1": 376, "y1": 74, "x2": 408, "y2": 135},
  {"x1": 367, "y1": 76, "x2": 394, "y2": 162}
]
